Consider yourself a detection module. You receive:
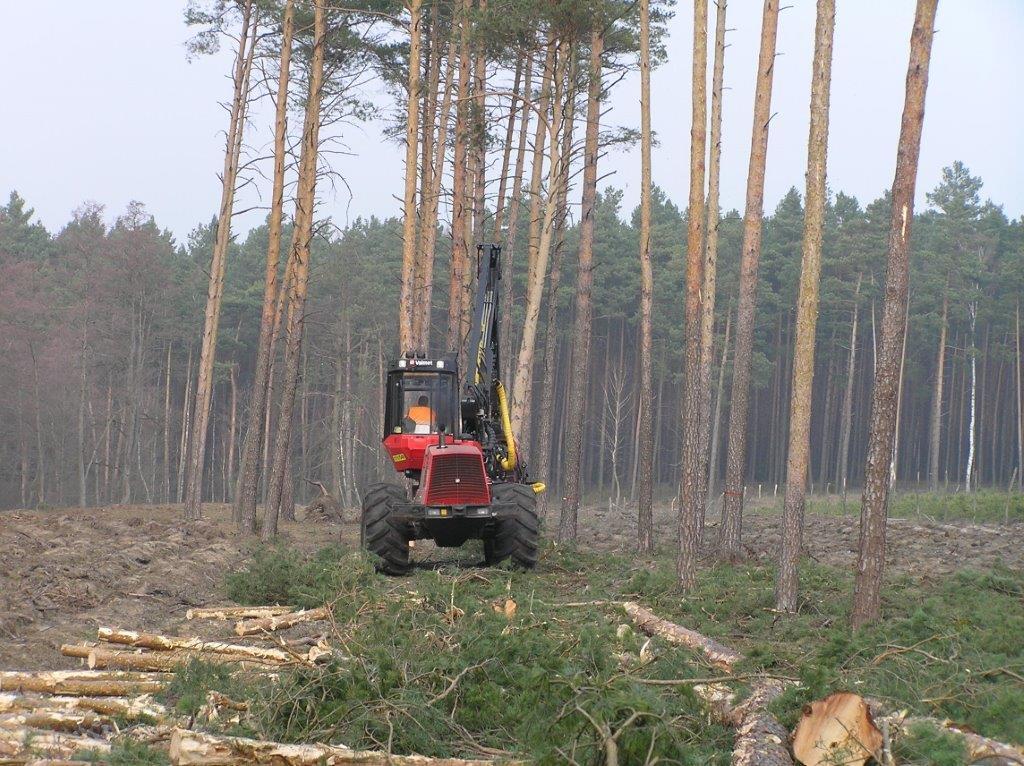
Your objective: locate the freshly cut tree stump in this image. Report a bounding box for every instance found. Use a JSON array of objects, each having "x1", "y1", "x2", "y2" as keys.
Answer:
[
  {"x1": 621, "y1": 602, "x2": 743, "y2": 670},
  {"x1": 792, "y1": 692, "x2": 882, "y2": 766},
  {"x1": 234, "y1": 607, "x2": 330, "y2": 636},
  {"x1": 186, "y1": 606, "x2": 295, "y2": 620},
  {"x1": 0, "y1": 671, "x2": 167, "y2": 697},
  {"x1": 97, "y1": 627, "x2": 301, "y2": 663},
  {"x1": 0, "y1": 692, "x2": 168, "y2": 721},
  {"x1": 169, "y1": 728, "x2": 524, "y2": 765}
]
